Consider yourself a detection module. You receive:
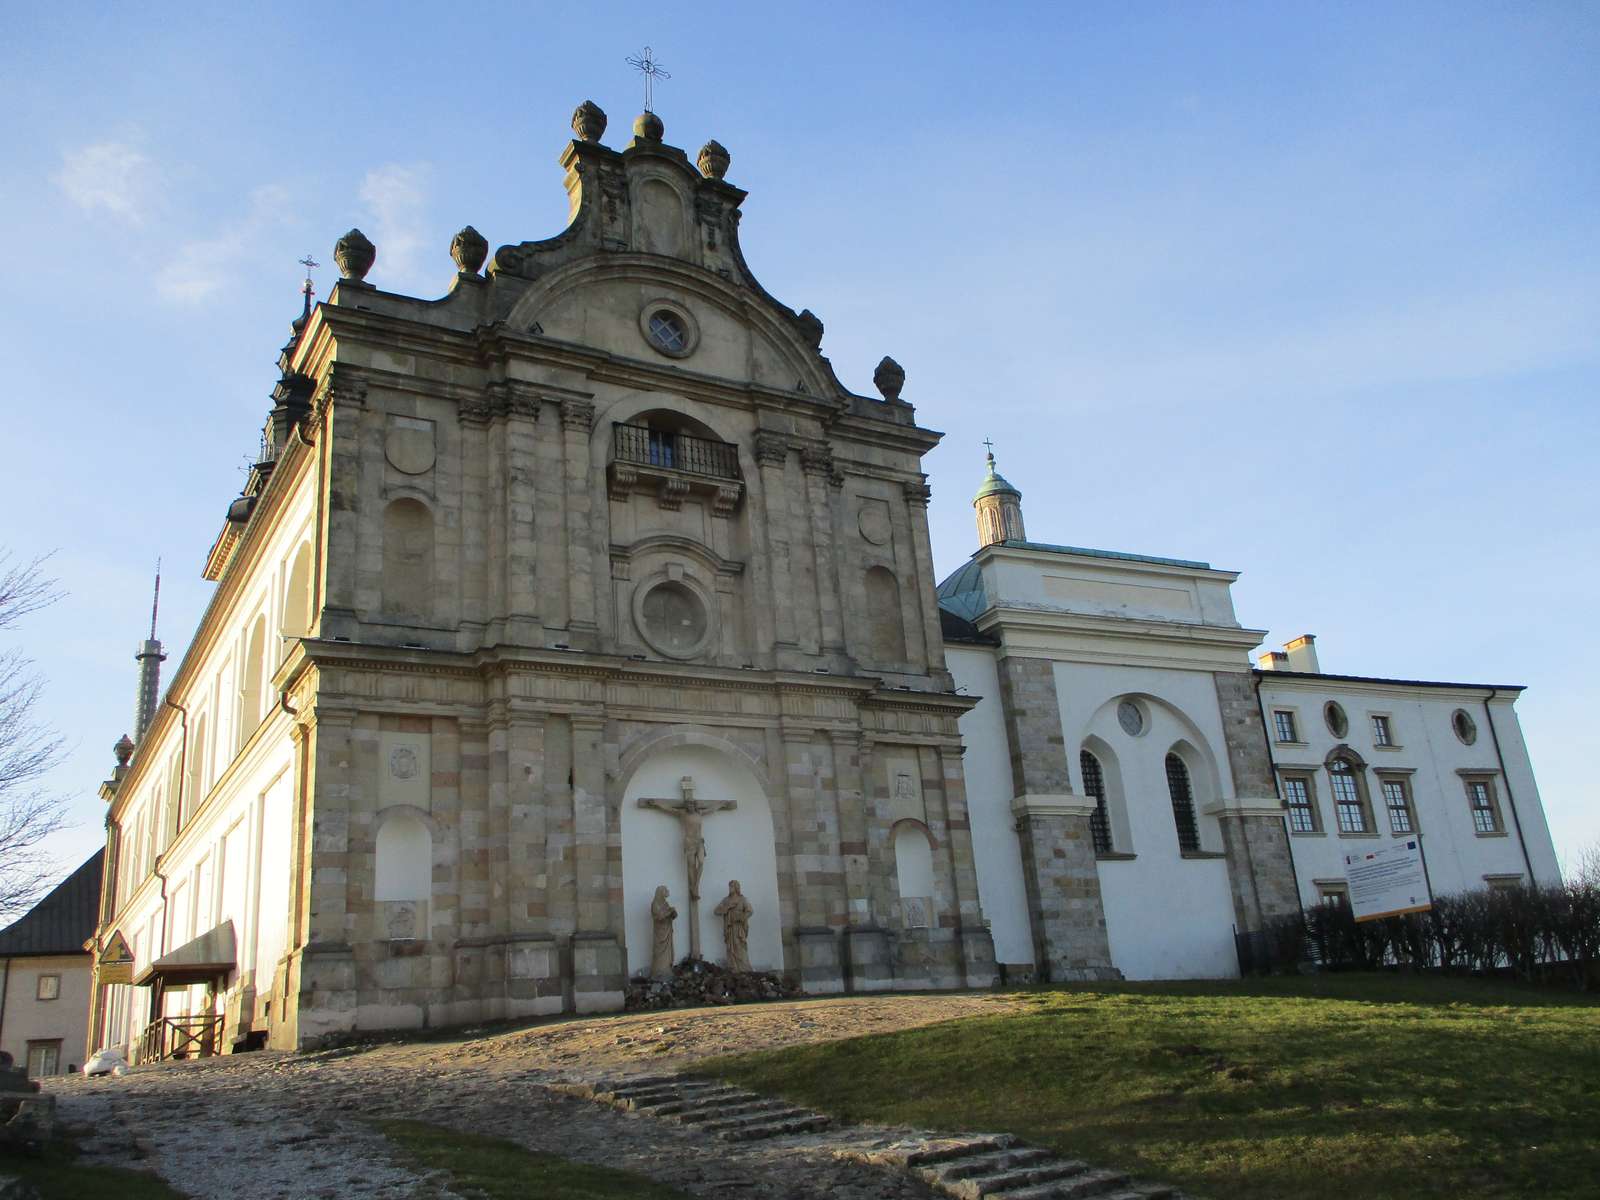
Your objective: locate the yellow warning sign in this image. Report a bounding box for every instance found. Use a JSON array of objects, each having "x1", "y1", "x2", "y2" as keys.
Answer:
[{"x1": 99, "y1": 930, "x2": 134, "y2": 985}]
